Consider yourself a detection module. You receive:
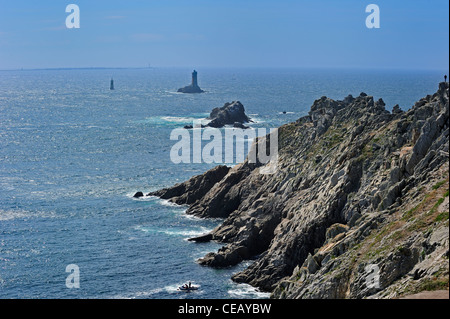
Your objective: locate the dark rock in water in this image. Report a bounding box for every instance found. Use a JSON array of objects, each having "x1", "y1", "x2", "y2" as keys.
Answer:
[
  {"x1": 183, "y1": 124, "x2": 207, "y2": 129},
  {"x1": 182, "y1": 100, "x2": 252, "y2": 129},
  {"x1": 206, "y1": 101, "x2": 251, "y2": 128},
  {"x1": 133, "y1": 191, "x2": 144, "y2": 198},
  {"x1": 177, "y1": 70, "x2": 204, "y2": 94},
  {"x1": 177, "y1": 85, "x2": 204, "y2": 94},
  {"x1": 188, "y1": 233, "x2": 213, "y2": 242}
]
